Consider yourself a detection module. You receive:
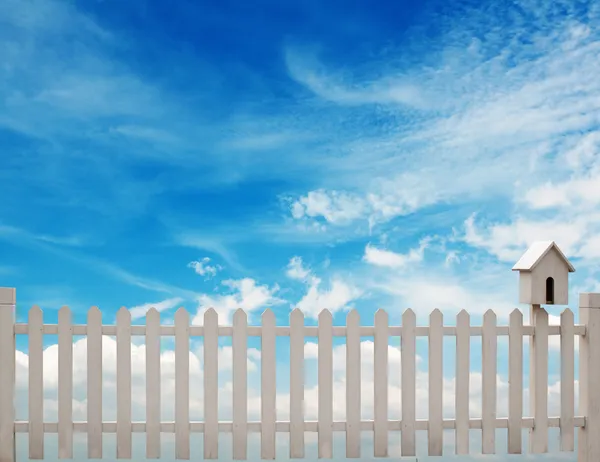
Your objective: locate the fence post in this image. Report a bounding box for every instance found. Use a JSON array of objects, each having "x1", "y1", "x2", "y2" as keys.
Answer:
[
  {"x1": 579, "y1": 293, "x2": 600, "y2": 462},
  {"x1": 0, "y1": 287, "x2": 16, "y2": 462}
]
